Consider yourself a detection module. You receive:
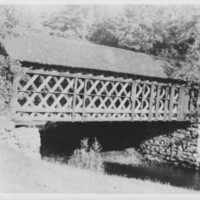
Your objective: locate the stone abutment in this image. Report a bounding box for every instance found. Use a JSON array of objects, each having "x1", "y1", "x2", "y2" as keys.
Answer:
[{"x1": 139, "y1": 122, "x2": 200, "y2": 169}]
